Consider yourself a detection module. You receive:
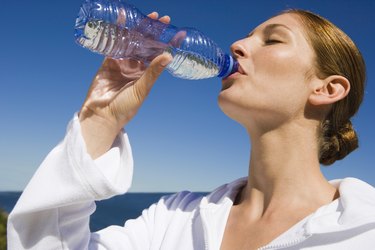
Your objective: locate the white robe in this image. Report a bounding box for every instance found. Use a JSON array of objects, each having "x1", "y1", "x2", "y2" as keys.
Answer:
[{"x1": 8, "y1": 115, "x2": 375, "y2": 249}]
